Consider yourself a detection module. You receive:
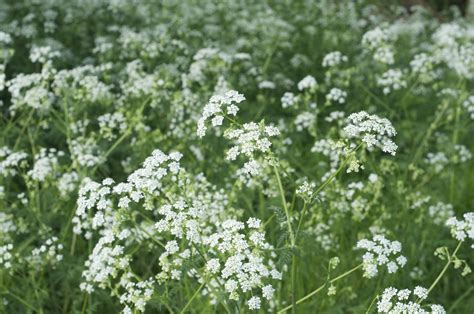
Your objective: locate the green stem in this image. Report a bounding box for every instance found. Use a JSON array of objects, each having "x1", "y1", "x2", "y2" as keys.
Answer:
[
  {"x1": 273, "y1": 164, "x2": 295, "y2": 245},
  {"x1": 426, "y1": 241, "x2": 462, "y2": 297},
  {"x1": 278, "y1": 264, "x2": 363, "y2": 313},
  {"x1": 180, "y1": 282, "x2": 205, "y2": 314}
]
